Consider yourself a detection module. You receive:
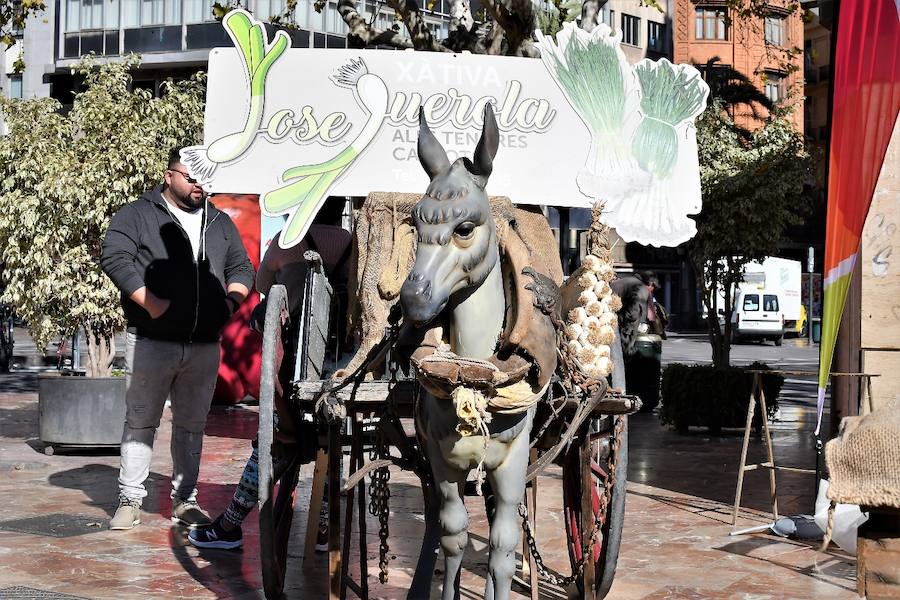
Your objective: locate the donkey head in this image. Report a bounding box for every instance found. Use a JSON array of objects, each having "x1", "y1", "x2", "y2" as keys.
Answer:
[{"x1": 400, "y1": 104, "x2": 501, "y2": 327}]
